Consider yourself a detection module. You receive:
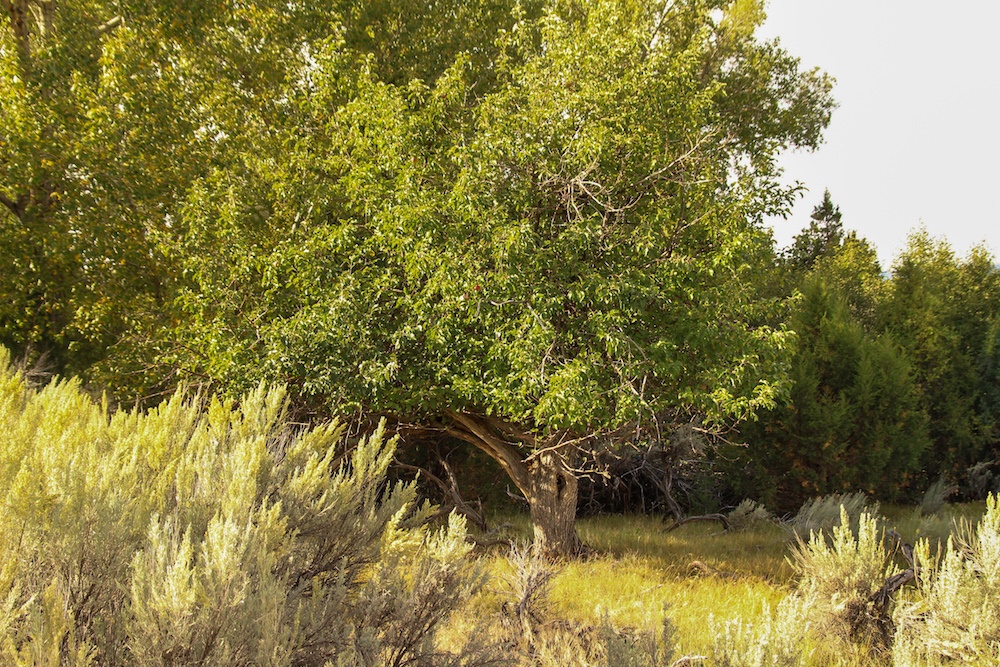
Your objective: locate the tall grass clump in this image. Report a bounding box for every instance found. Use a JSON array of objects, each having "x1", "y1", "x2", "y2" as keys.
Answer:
[
  {"x1": 893, "y1": 493, "x2": 1000, "y2": 666},
  {"x1": 917, "y1": 478, "x2": 956, "y2": 517},
  {"x1": 784, "y1": 492, "x2": 878, "y2": 541},
  {"x1": 0, "y1": 348, "x2": 490, "y2": 666}
]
